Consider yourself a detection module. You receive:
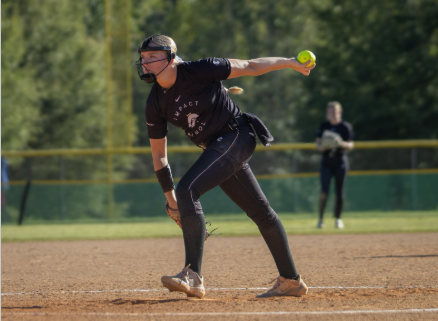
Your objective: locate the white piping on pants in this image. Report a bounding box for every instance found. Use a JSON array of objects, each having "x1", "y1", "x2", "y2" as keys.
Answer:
[{"x1": 188, "y1": 128, "x2": 240, "y2": 206}]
